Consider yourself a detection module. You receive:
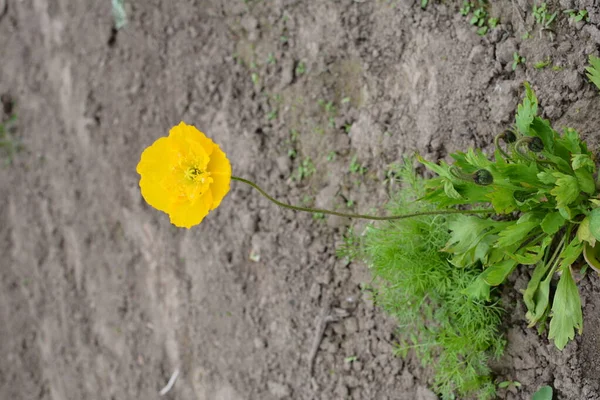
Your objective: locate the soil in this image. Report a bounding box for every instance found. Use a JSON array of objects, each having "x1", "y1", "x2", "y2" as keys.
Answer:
[{"x1": 1, "y1": 0, "x2": 600, "y2": 399}]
